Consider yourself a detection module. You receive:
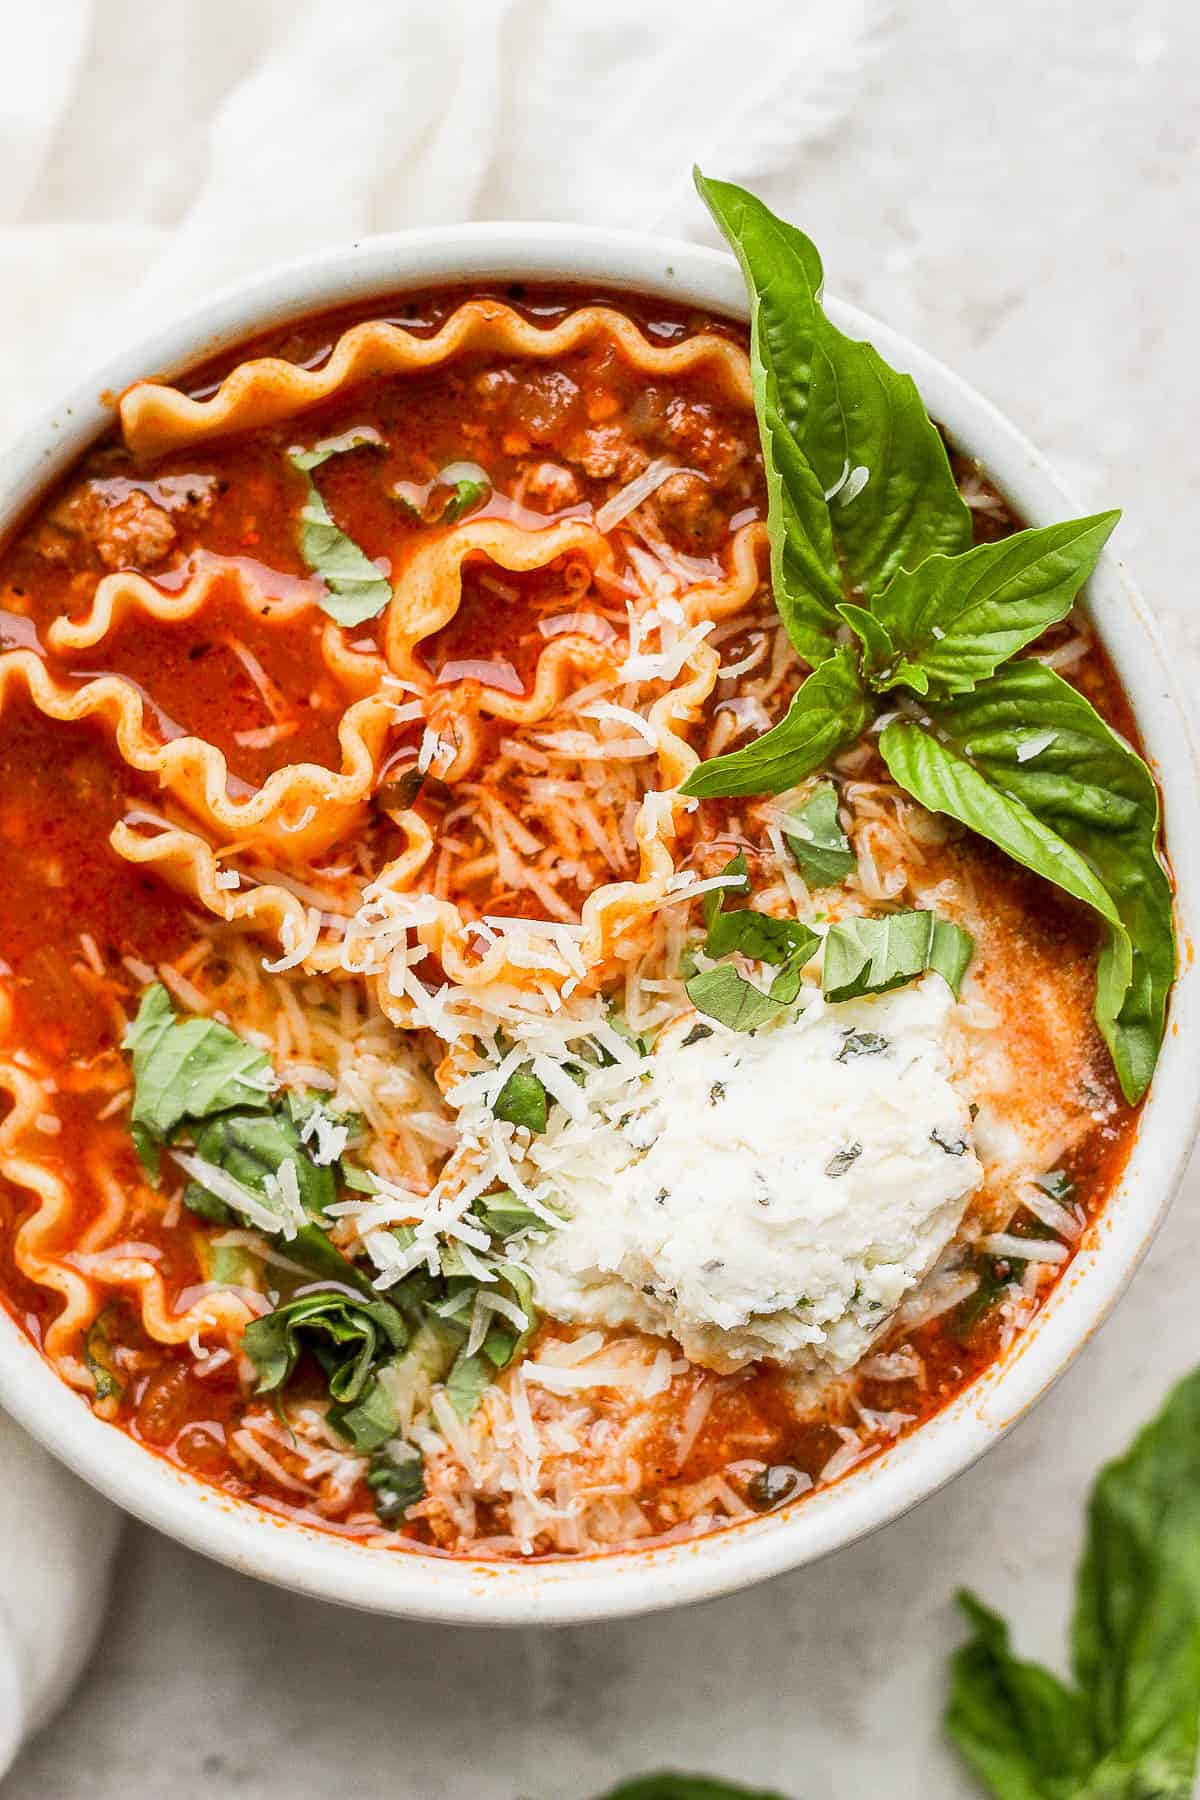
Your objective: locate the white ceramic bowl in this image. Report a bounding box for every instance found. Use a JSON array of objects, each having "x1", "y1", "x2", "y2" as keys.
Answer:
[{"x1": 1, "y1": 225, "x2": 1197, "y2": 1625}]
